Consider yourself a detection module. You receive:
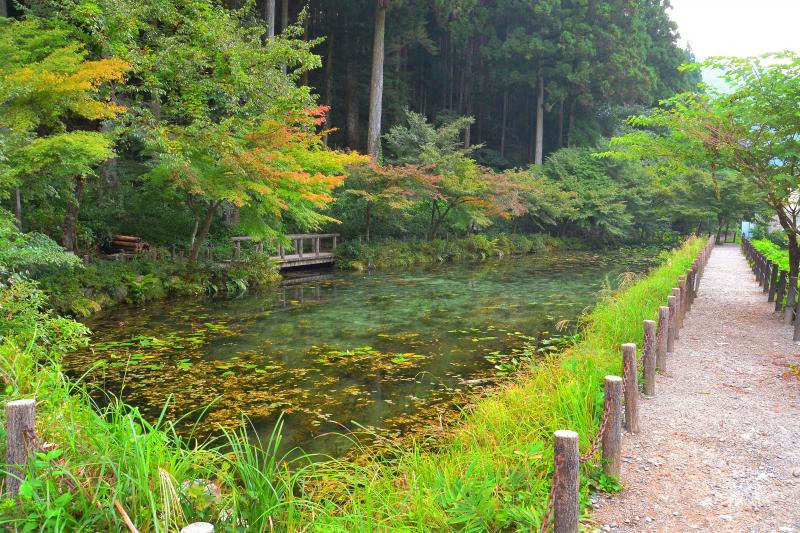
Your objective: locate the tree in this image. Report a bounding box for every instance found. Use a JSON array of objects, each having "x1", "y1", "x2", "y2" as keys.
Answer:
[
  {"x1": 607, "y1": 53, "x2": 800, "y2": 273},
  {"x1": 335, "y1": 161, "x2": 417, "y2": 242},
  {"x1": 367, "y1": 0, "x2": 389, "y2": 160},
  {"x1": 0, "y1": 19, "x2": 128, "y2": 250},
  {"x1": 152, "y1": 107, "x2": 364, "y2": 262}
]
